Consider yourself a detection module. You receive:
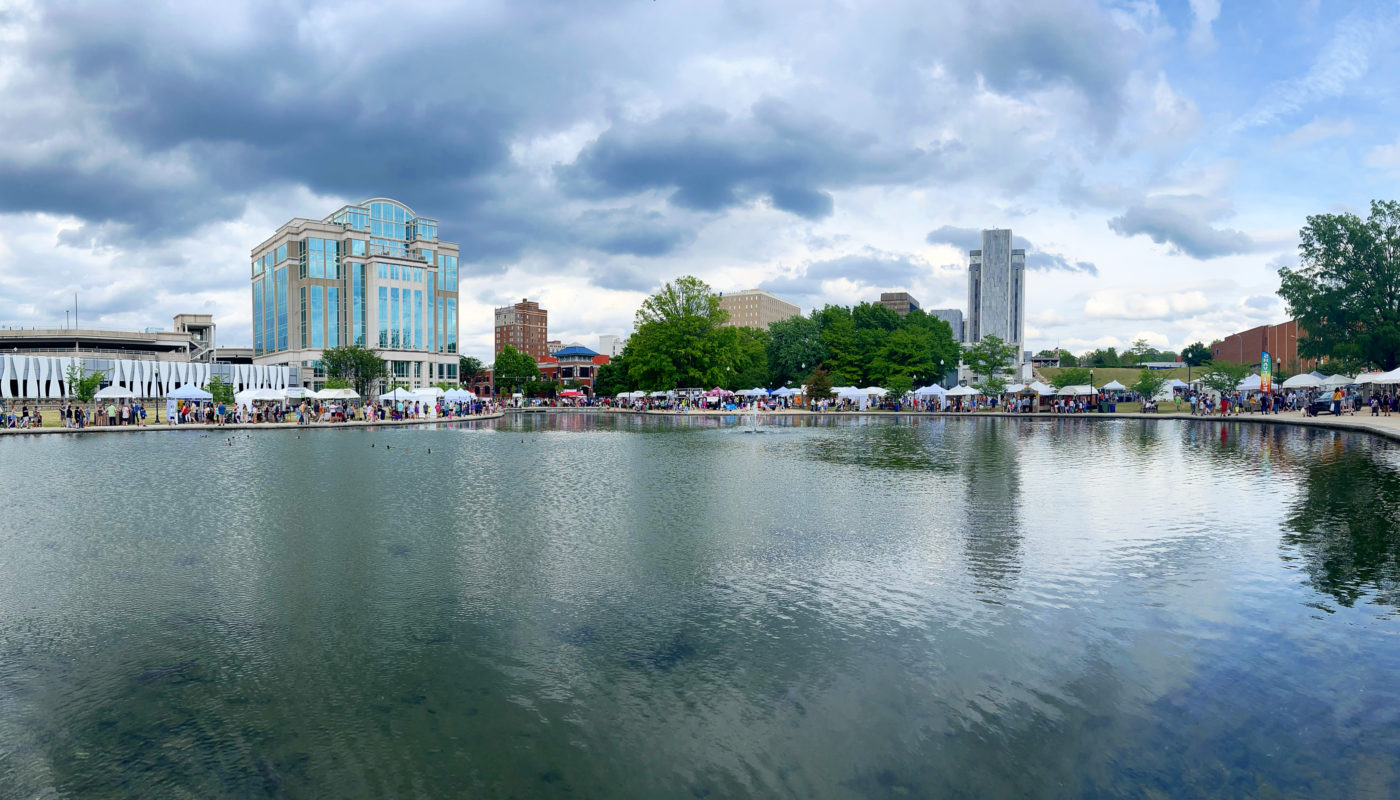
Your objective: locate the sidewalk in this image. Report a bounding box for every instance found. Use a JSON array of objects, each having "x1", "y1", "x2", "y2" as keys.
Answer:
[
  {"x1": 0, "y1": 412, "x2": 504, "y2": 437},
  {"x1": 617, "y1": 407, "x2": 1400, "y2": 444}
]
